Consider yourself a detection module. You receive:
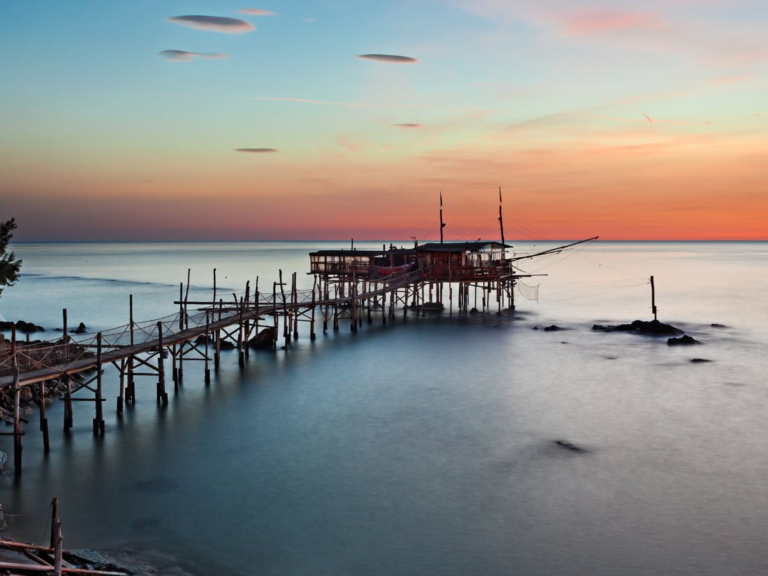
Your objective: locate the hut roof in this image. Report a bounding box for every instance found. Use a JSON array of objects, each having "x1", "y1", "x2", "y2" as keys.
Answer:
[{"x1": 416, "y1": 241, "x2": 511, "y2": 253}]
